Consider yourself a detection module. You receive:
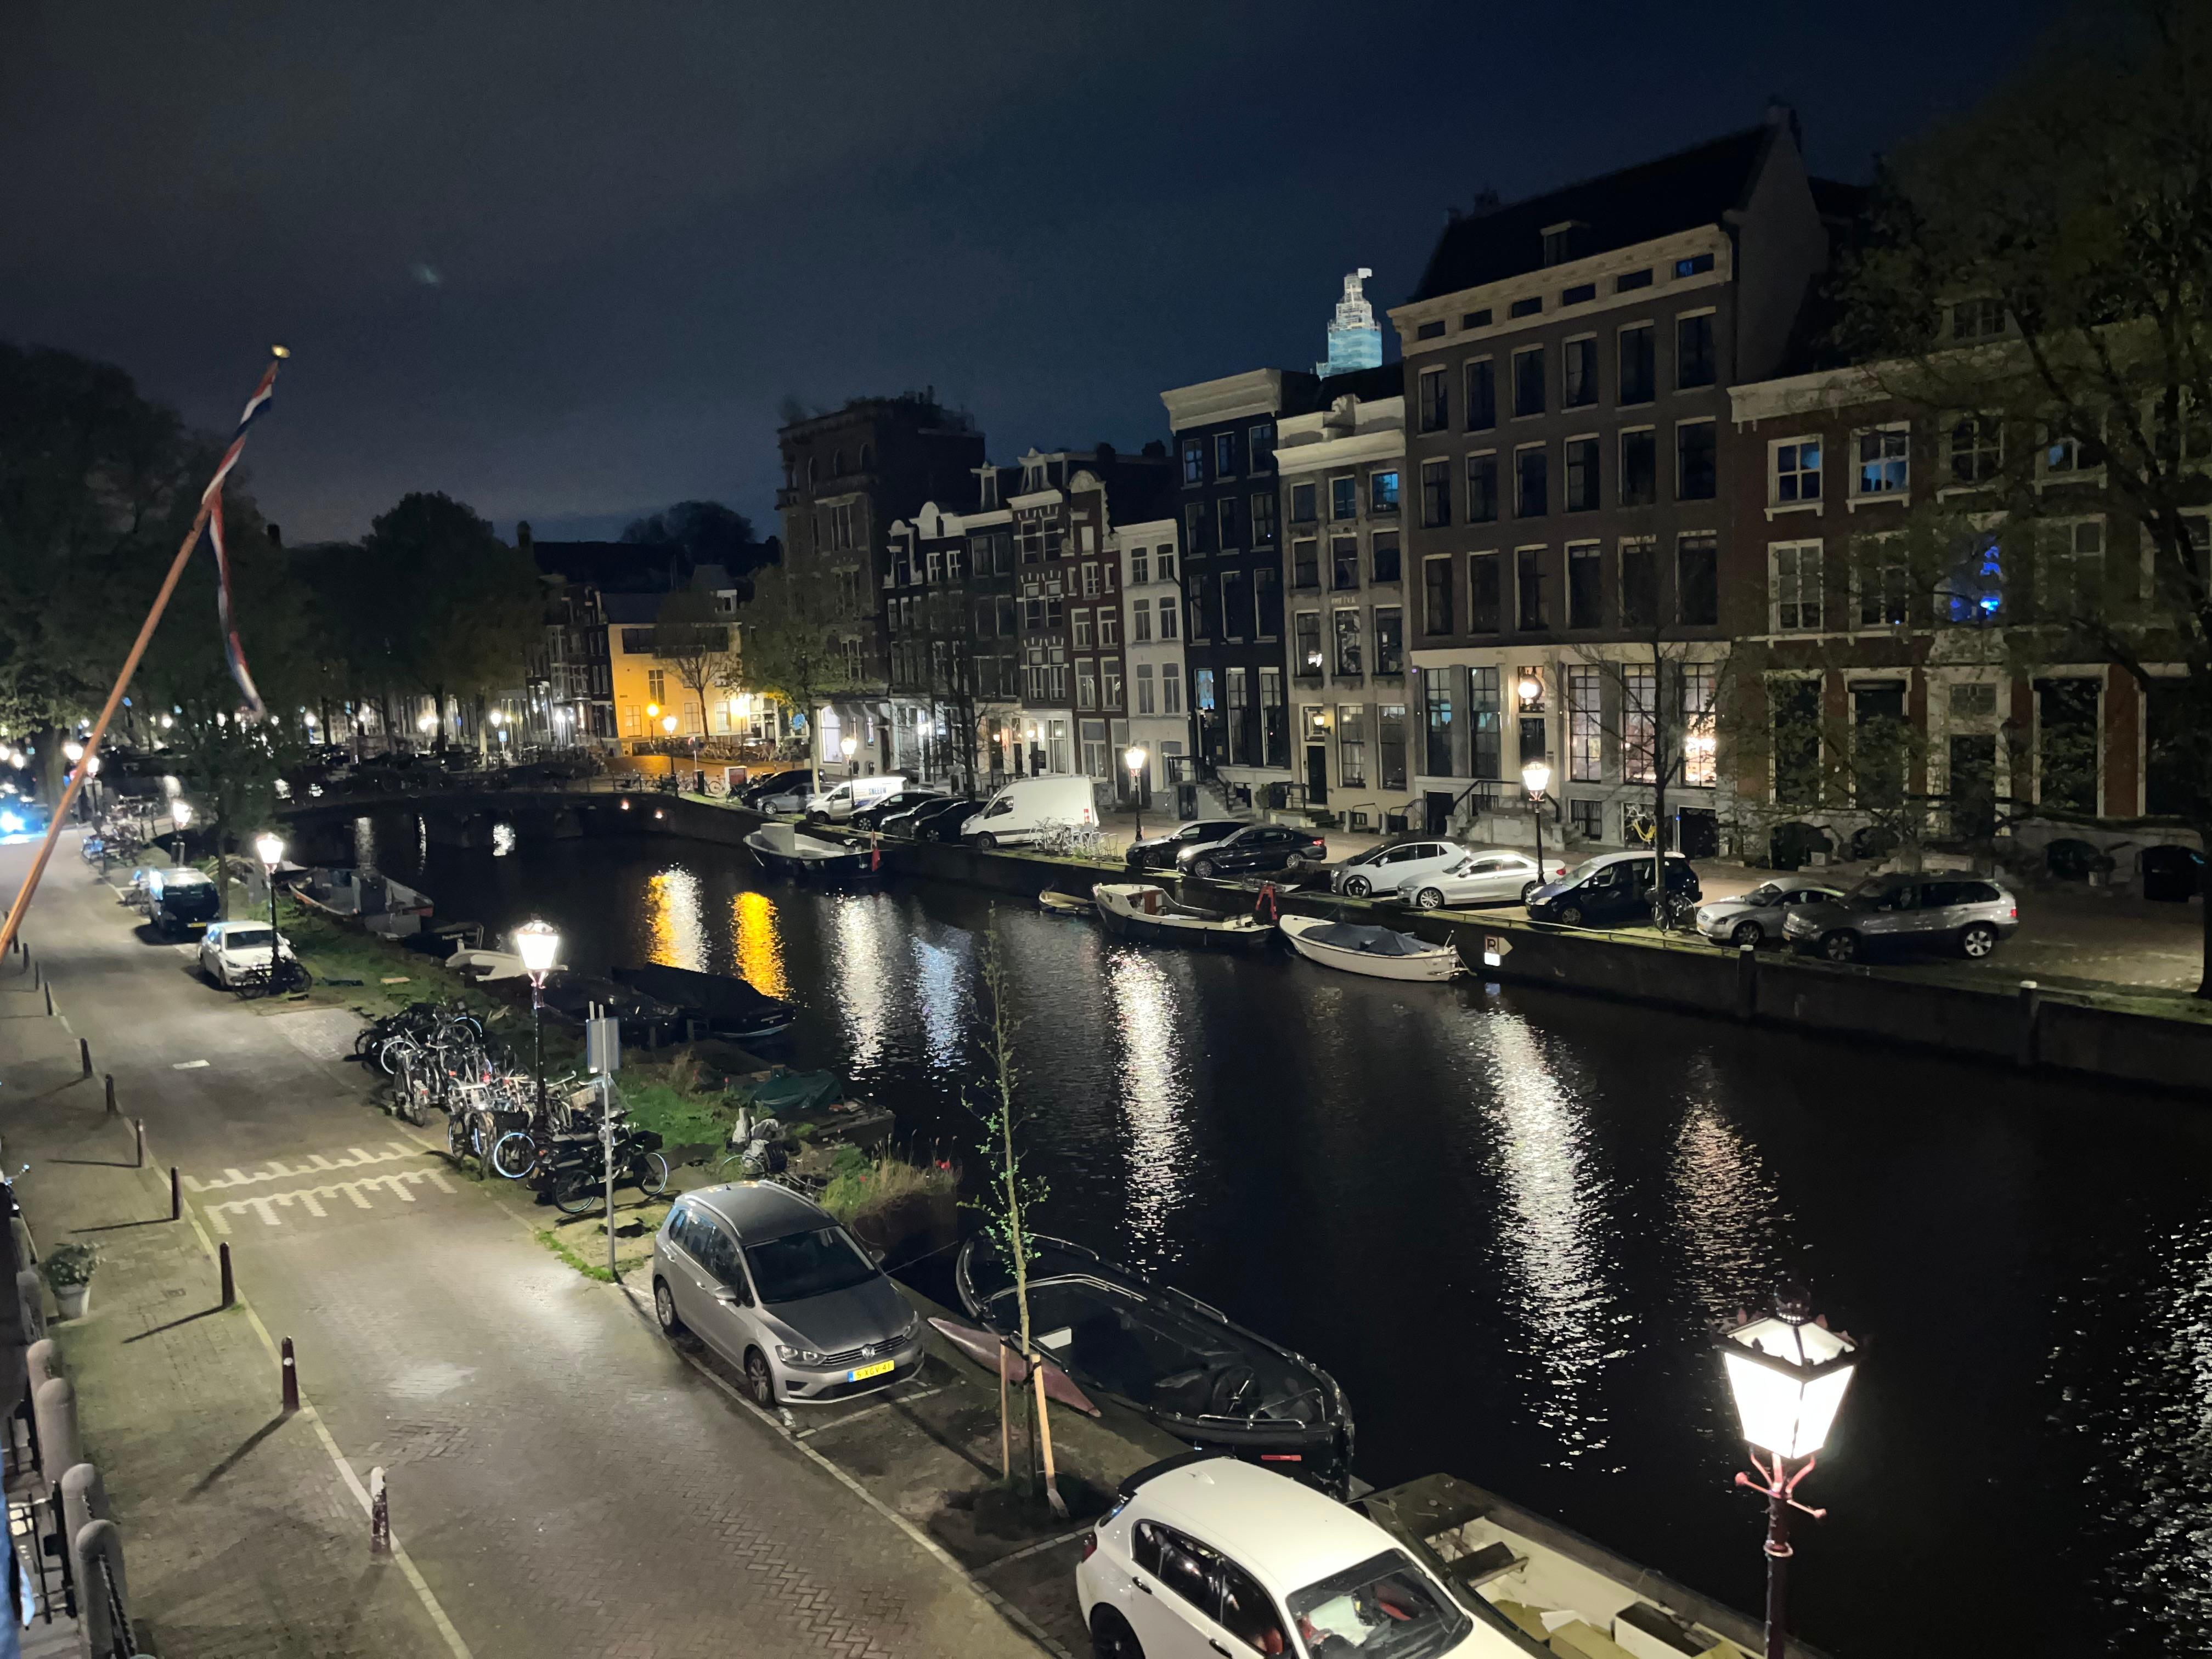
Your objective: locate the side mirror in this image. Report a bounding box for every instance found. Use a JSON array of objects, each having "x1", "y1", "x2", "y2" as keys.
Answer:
[{"x1": 713, "y1": 1285, "x2": 742, "y2": 1306}]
